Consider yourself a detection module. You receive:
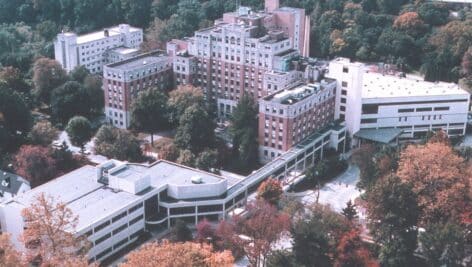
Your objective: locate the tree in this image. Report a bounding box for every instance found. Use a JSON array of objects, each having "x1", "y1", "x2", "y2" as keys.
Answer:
[
  {"x1": 170, "y1": 219, "x2": 193, "y2": 242},
  {"x1": 83, "y1": 75, "x2": 104, "y2": 116},
  {"x1": 153, "y1": 137, "x2": 179, "y2": 161},
  {"x1": 176, "y1": 149, "x2": 196, "y2": 167},
  {"x1": 351, "y1": 144, "x2": 378, "y2": 189},
  {"x1": 50, "y1": 81, "x2": 90, "y2": 124},
  {"x1": 393, "y1": 12, "x2": 426, "y2": 37},
  {"x1": 396, "y1": 141, "x2": 471, "y2": 225},
  {"x1": 0, "y1": 66, "x2": 28, "y2": 93},
  {"x1": 419, "y1": 222, "x2": 468, "y2": 267},
  {"x1": 292, "y1": 204, "x2": 351, "y2": 267},
  {"x1": 417, "y1": 2, "x2": 449, "y2": 26},
  {"x1": 195, "y1": 149, "x2": 218, "y2": 171},
  {"x1": 341, "y1": 200, "x2": 358, "y2": 222},
  {"x1": 367, "y1": 175, "x2": 419, "y2": 267},
  {"x1": 230, "y1": 95, "x2": 259, "y2": 173},
  {"x1": 65, "y1": 116, "x2": 92, "y2": 152},
  {"x1": 121, "y1": 240, "x2": 233, "y2": 267},
  {"x1": 174, "y1": 103, "x2": 215, "y2": 154},
  {"x1": 334, "y1": 229, "x2": 379, "y2": 267},
  {"x1": 266, "y1": 250, "x2": 297, "y2": 267},
  {"x1": 20, "y1": 193, "x2": 89, "y2": 266},
  {"x1": 168, "y1": 85, "x2": 205, "y2": 125},
  {"x1": 131, "y1": 89, "x2": 169, "y2": 146},
  {"x1": 196, "y1": 218, "x2": 215, "y2": 243},
  {"x1": 256, "y1": 178, "x2": 283, "y2": 205},
  {"x1": 141, "y1": 18, "x2": 169, "y2": 51},
  {"x1": 0, "y1": 233, "x2": 24, "y2": 267},
  {"x1": 14, "y1": 145, "x2": 56, "y2": 187},
  {"x1": 0, "y1": 86, "x2": 32, "y2": 152},
  {"x1": 28, "y1": 121, "x2": 58, "y2": 146},
  {"x1": 32, "y1": 57, "x2": 67, "y2": 104},
  {"x1": 69, "y1": 66, "x2": 89, "y2": 83},
  {"x1": 231, "y1": 200, "x2": 291, "y2": 267},
  {"x1": 94, "y1": 125, "x2": 143, "y2": 162}
]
